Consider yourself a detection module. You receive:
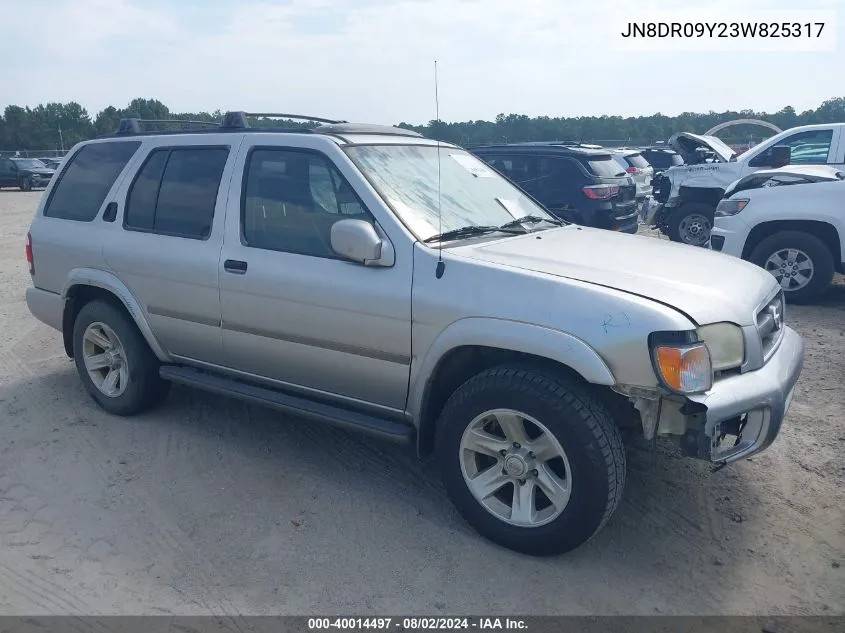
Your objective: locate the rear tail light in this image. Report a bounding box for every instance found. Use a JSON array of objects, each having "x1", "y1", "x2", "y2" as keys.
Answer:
[
  {"x1": 626, "y1": 166, "x2": 641, "y2": 175},
  {"x1": 25, "y1": 232, "x2": 34, "y2": 276},
  {"x1": 582, "y1": 184, "x2": 619, "y2": 200}
]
